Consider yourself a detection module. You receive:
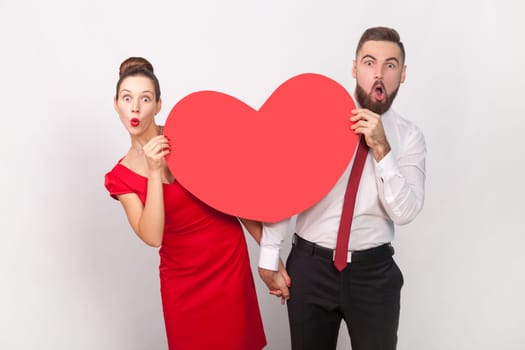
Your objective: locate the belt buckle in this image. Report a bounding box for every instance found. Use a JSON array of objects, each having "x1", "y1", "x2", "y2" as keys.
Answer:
[{"x1": 333, "y1": 250, "x2": 352, "y2": 263}]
